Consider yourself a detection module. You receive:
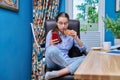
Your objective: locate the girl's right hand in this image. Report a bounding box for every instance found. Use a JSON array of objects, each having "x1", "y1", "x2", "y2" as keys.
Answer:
[{"x1": 50, "y1": 39, "x2": 59, "y2": 45}]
